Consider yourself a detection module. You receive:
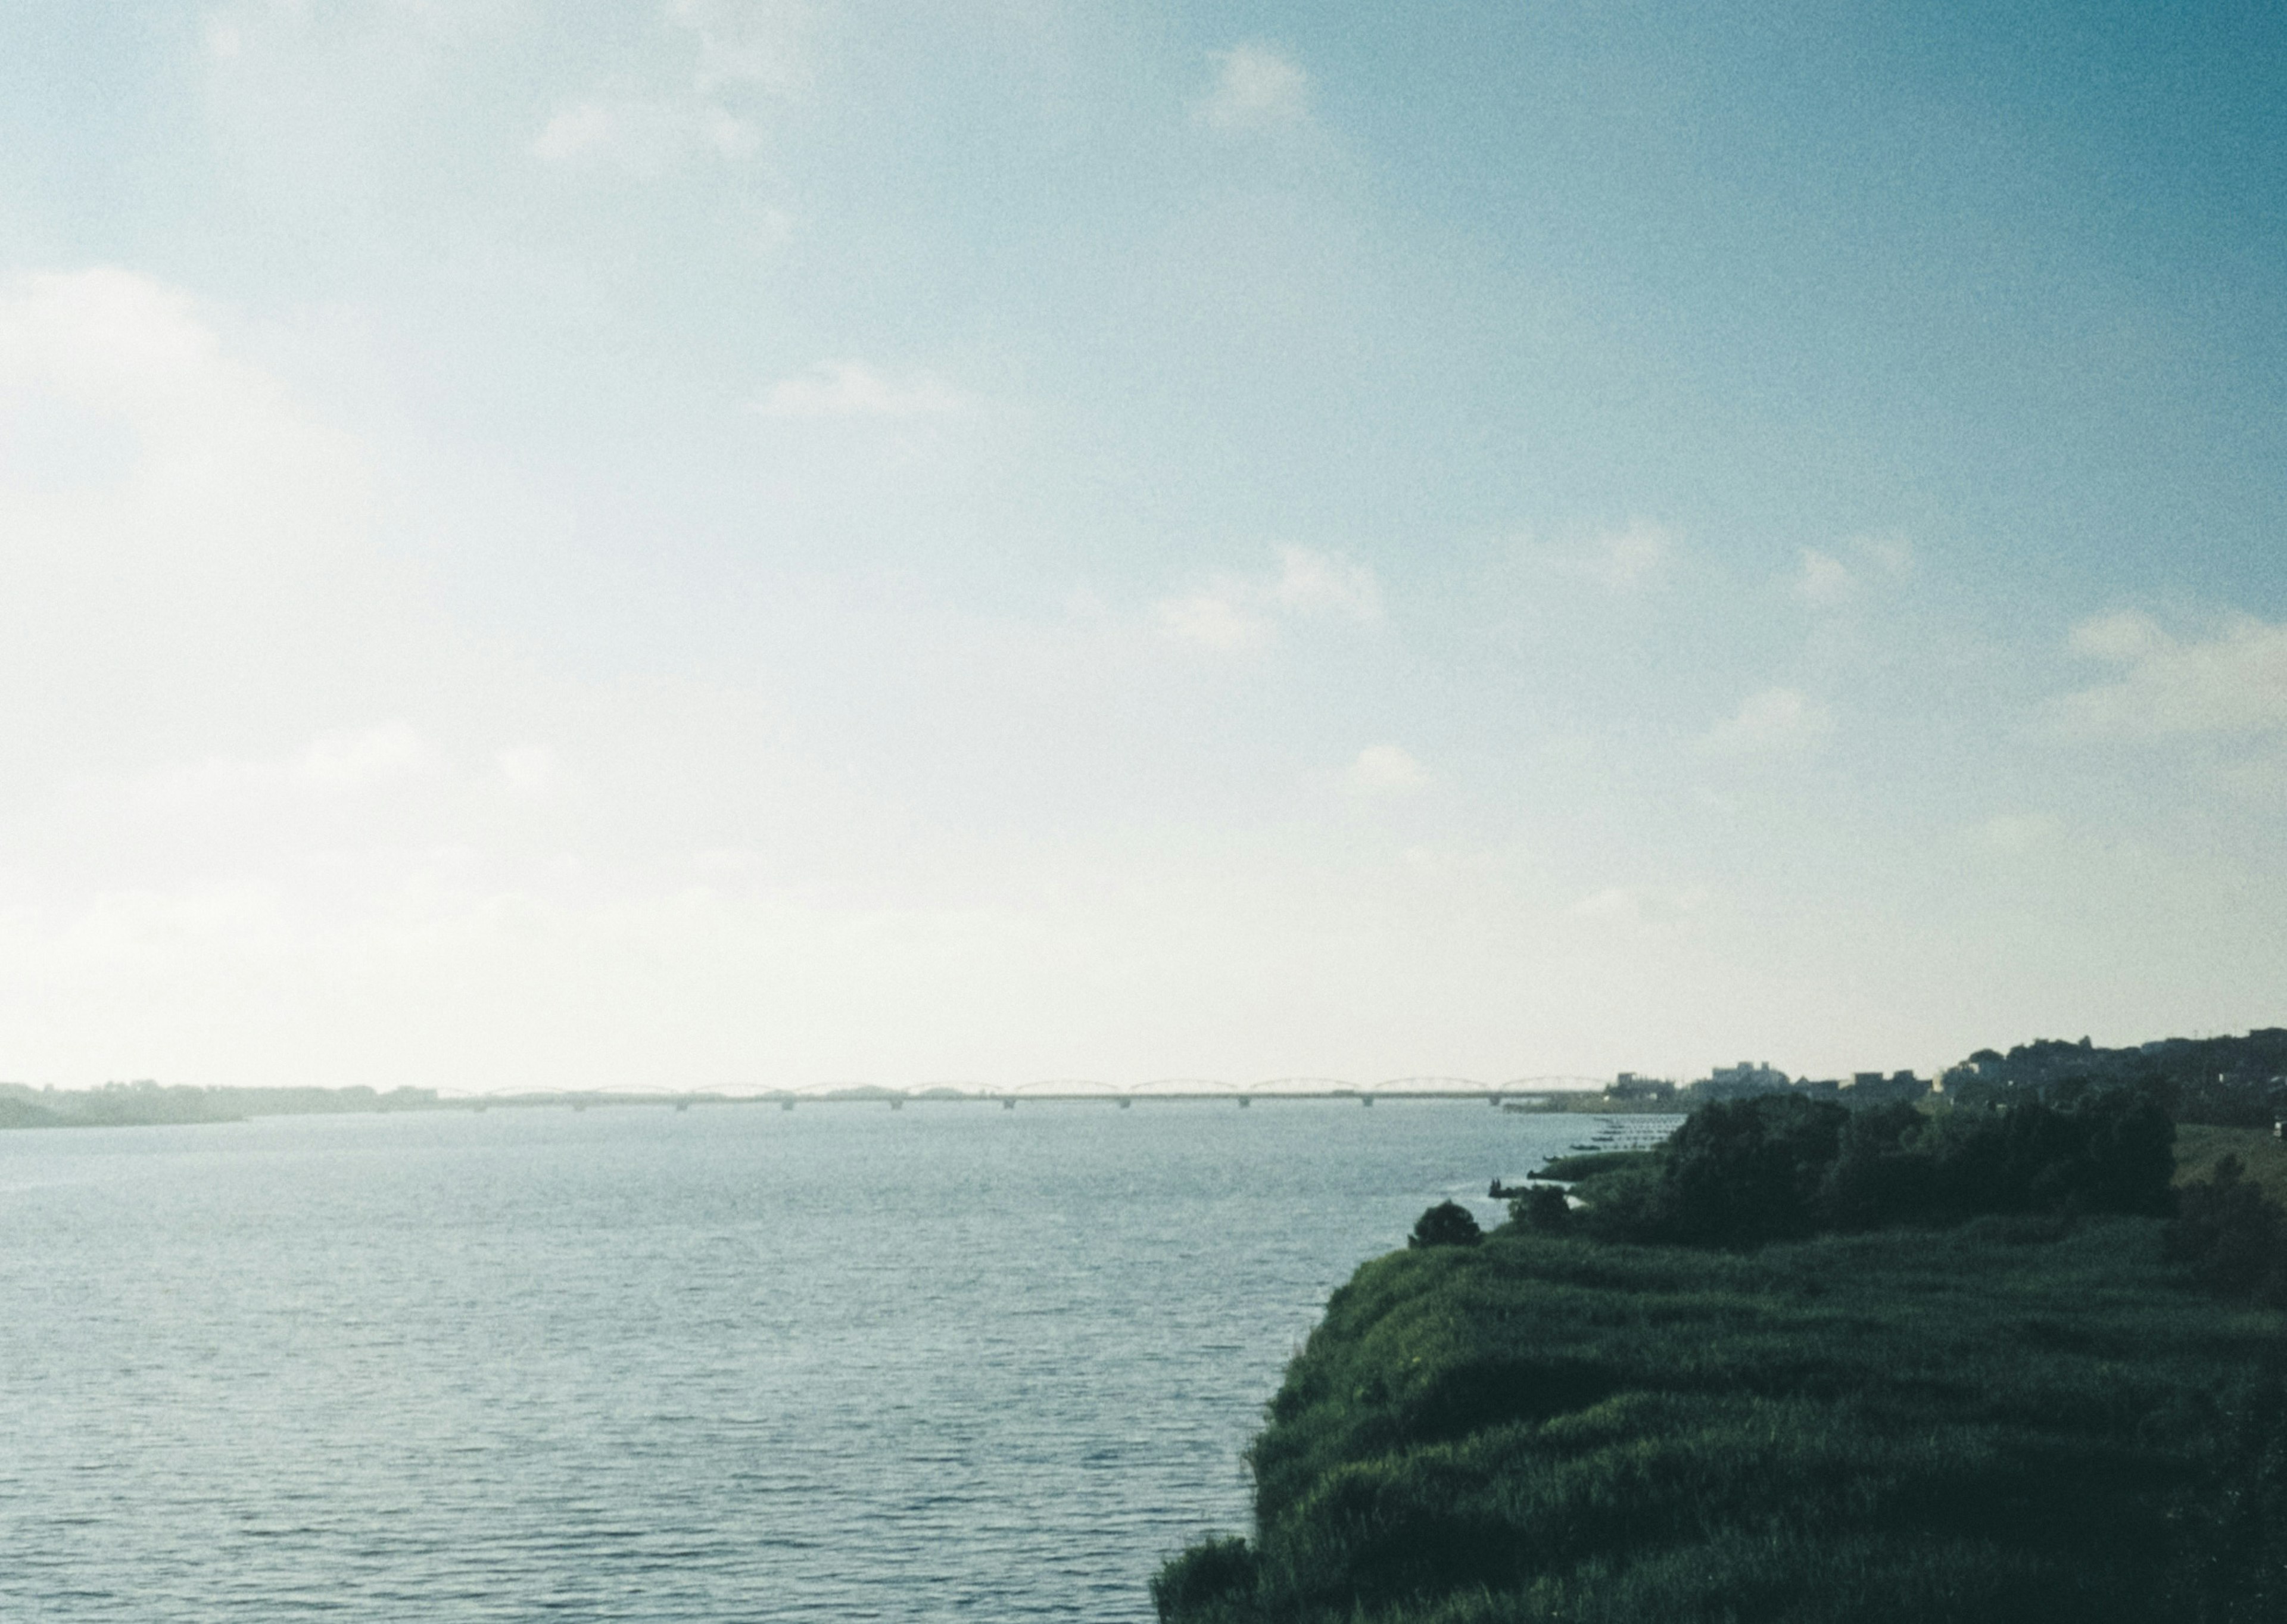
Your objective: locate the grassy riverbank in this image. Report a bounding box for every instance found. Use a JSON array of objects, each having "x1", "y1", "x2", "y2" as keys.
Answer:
[
  {"x1": 1155, "y1": 1215, "x2": 2286, "y2": 1622},
  {"x1": 2176, "y1": 1124, "x2": 2287, "y2": 1207}
]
